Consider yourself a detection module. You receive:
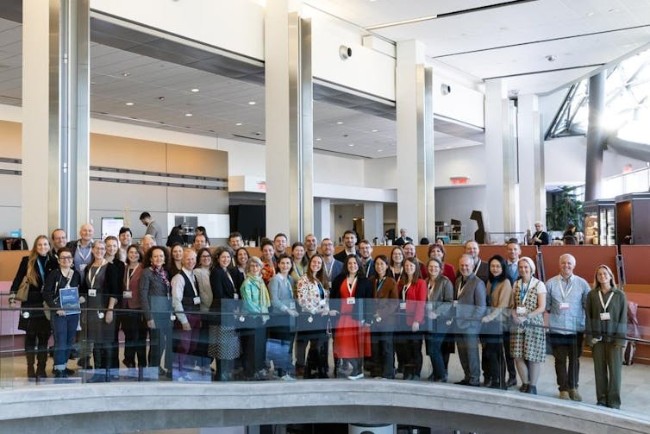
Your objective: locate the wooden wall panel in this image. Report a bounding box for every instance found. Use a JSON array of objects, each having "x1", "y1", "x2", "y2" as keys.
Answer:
[
  {"x1": 90, "y1": 133, "x2": 167, "y2": 172},
  {"x1": 166, "y1": 143, "x2": 228, "y2": 178},
  {"x1": 540, "y1": 245, "x2": 618, "y2": 283},
  {"x1": 0, "y1": 121, "x2": 22, "y2": 159},
  {"x1": 621, "y1": 246, "x2": 650, "y2": 284}
]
